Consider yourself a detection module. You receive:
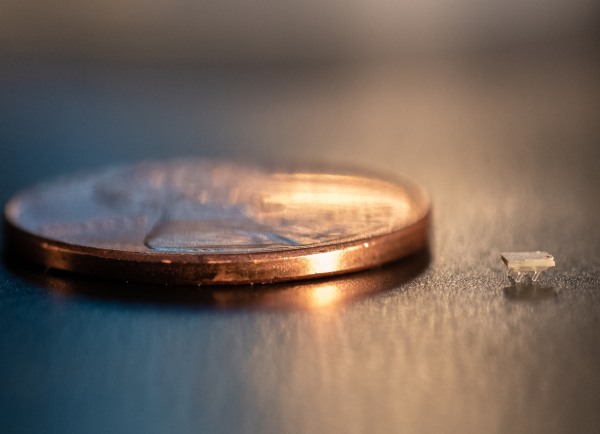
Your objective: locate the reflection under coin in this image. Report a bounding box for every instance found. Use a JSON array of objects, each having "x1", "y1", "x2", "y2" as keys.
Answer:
[{"x1": 4, "y1": 250, "x2": 430, "y2": 311}]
